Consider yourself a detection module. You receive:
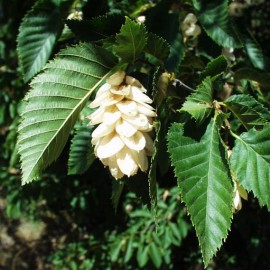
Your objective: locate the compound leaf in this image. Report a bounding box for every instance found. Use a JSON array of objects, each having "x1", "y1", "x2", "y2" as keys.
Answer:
[
  {"x1": 168, "y1": 119, "x2": 233, "y2": 266},
  {"x1": 18, "y1": 43, "x2": 117, "y2": 184}
]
